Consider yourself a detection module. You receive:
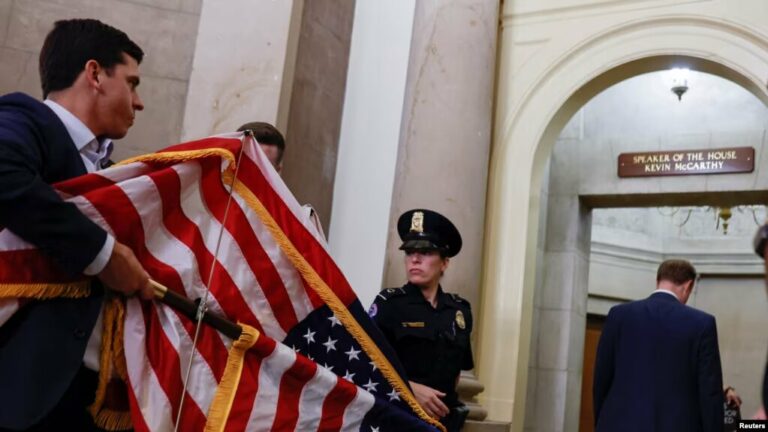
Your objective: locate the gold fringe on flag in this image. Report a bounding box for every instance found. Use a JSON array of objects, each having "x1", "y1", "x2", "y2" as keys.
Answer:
[
  {"x1": 204, "y1": 323, "x2": 260, "y2": 432},
  {"x1": 0, "y1": 281, "x2": 135, "y2": 428},
  {"x1": 89, "y1": 407, "x2": 133, "y2": 432},
  {"x1": 117, "y1": 148, "x2": 237, "y2": 171},
  {"x1": 89, "y1": 296, "x2": 133, "y2": 431},
  {"x1": 0, "y1": 281, "x2": 90, "y2": 299}
]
